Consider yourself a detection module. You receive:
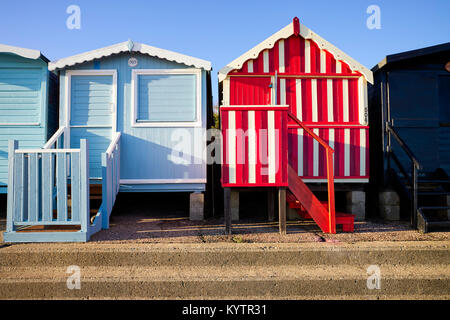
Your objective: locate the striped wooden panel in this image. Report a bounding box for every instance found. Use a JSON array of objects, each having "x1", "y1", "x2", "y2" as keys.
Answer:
[
  {"x1": 221, "y1": 107, "x2": 288, "y2": 187},
  {"x1": 226, "y1": 33, "x2": 369, "y2": 182}
]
